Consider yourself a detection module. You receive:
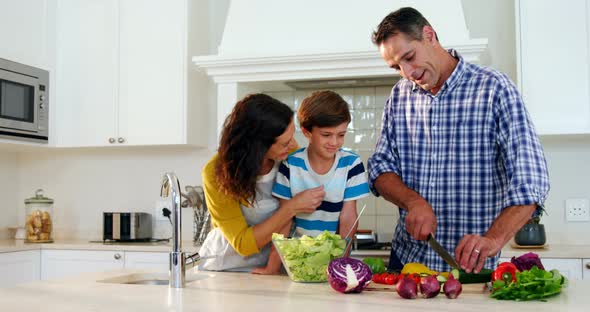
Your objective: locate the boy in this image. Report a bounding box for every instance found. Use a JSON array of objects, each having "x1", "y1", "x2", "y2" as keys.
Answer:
[{"x1": 257, "y1": 90, "x2": 370, "y2": 274}]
